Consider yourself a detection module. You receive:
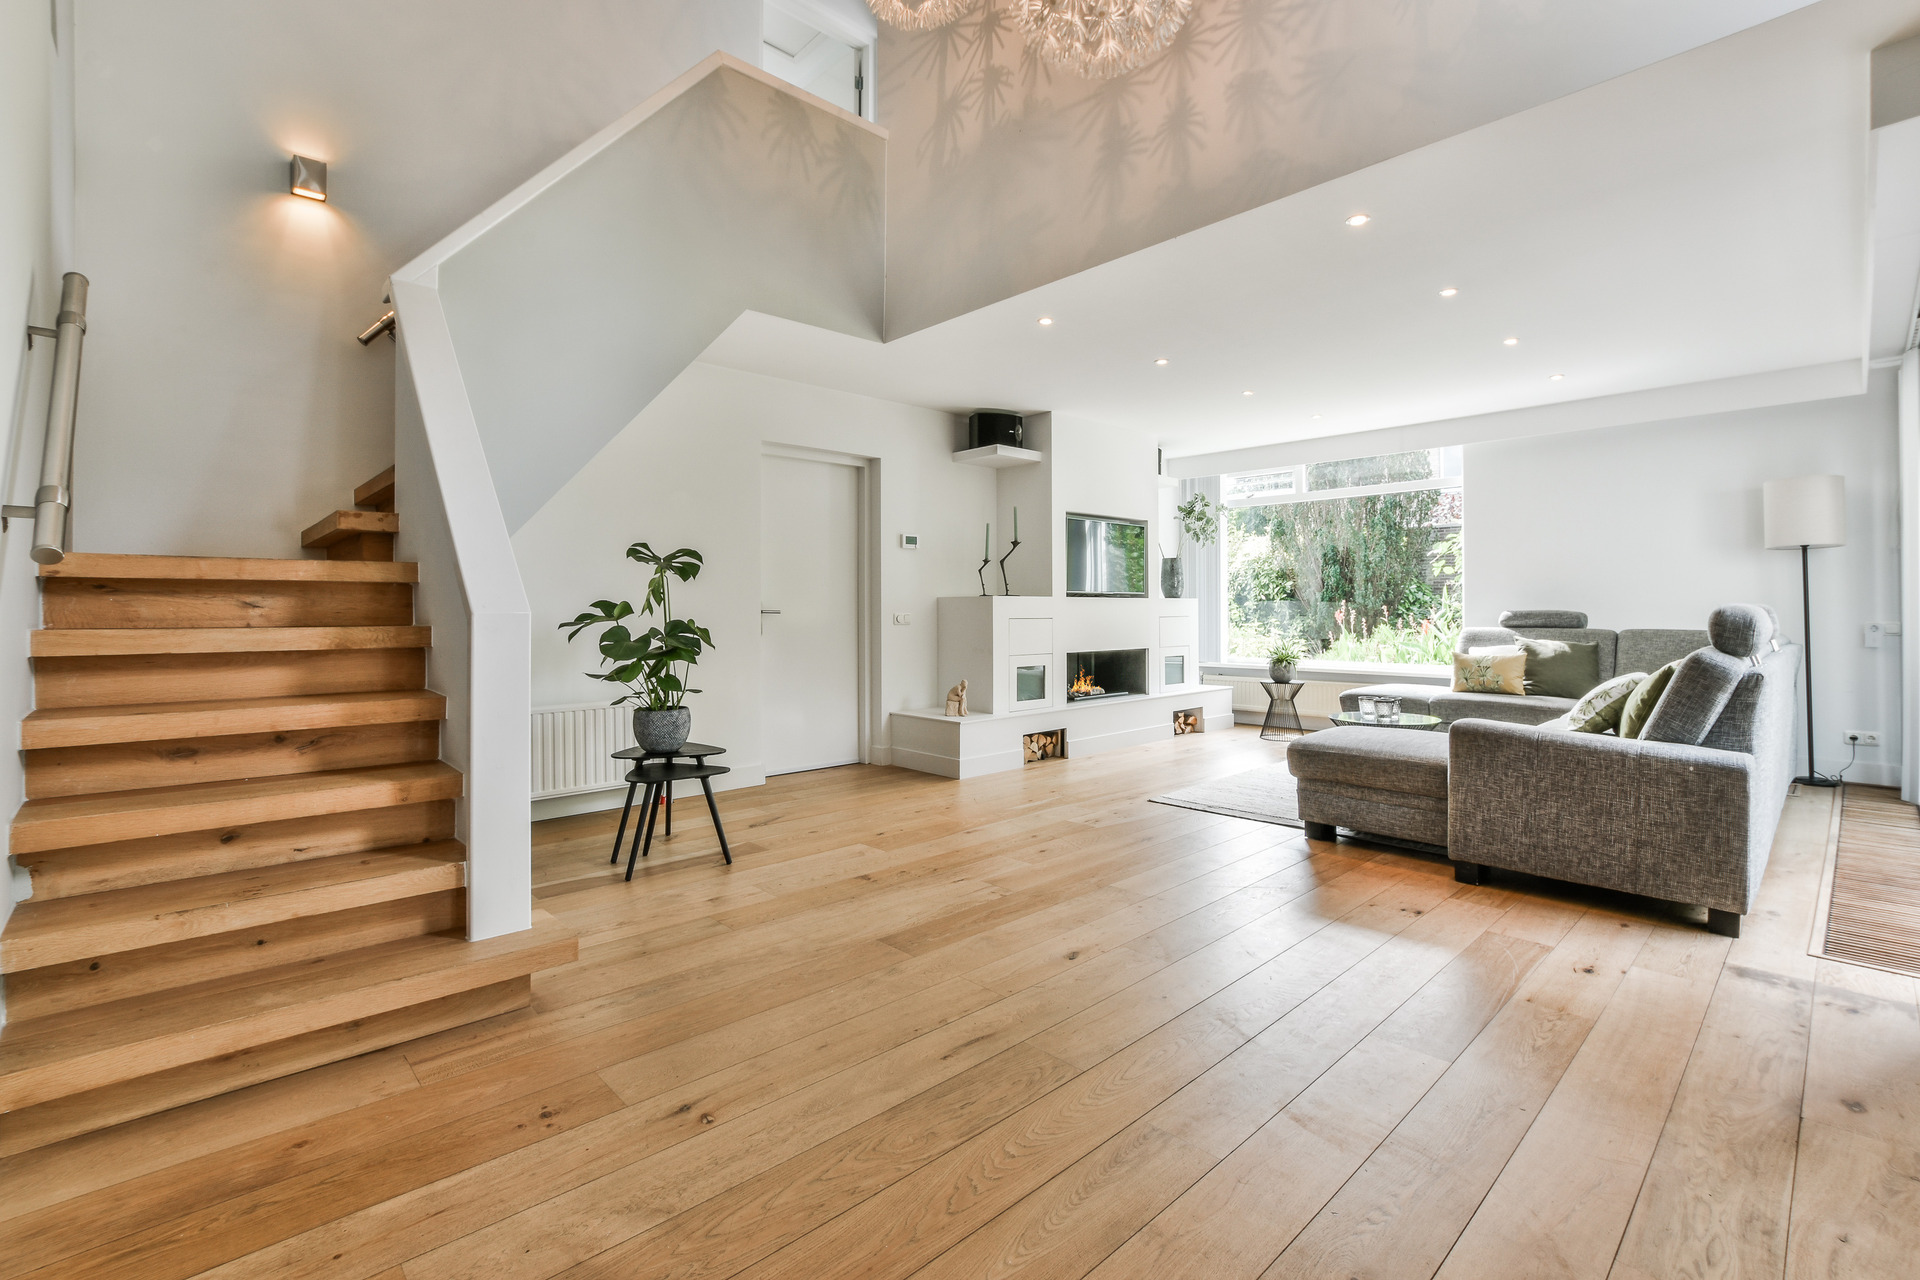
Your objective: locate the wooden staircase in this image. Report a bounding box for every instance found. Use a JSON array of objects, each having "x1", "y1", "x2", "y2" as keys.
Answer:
[
  {"x1": 0, "y1": 472, "x2": 575, "y2": 1155},
  {"x1": 300, "y1": 465, "x2": 396, "y2": 561}
]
